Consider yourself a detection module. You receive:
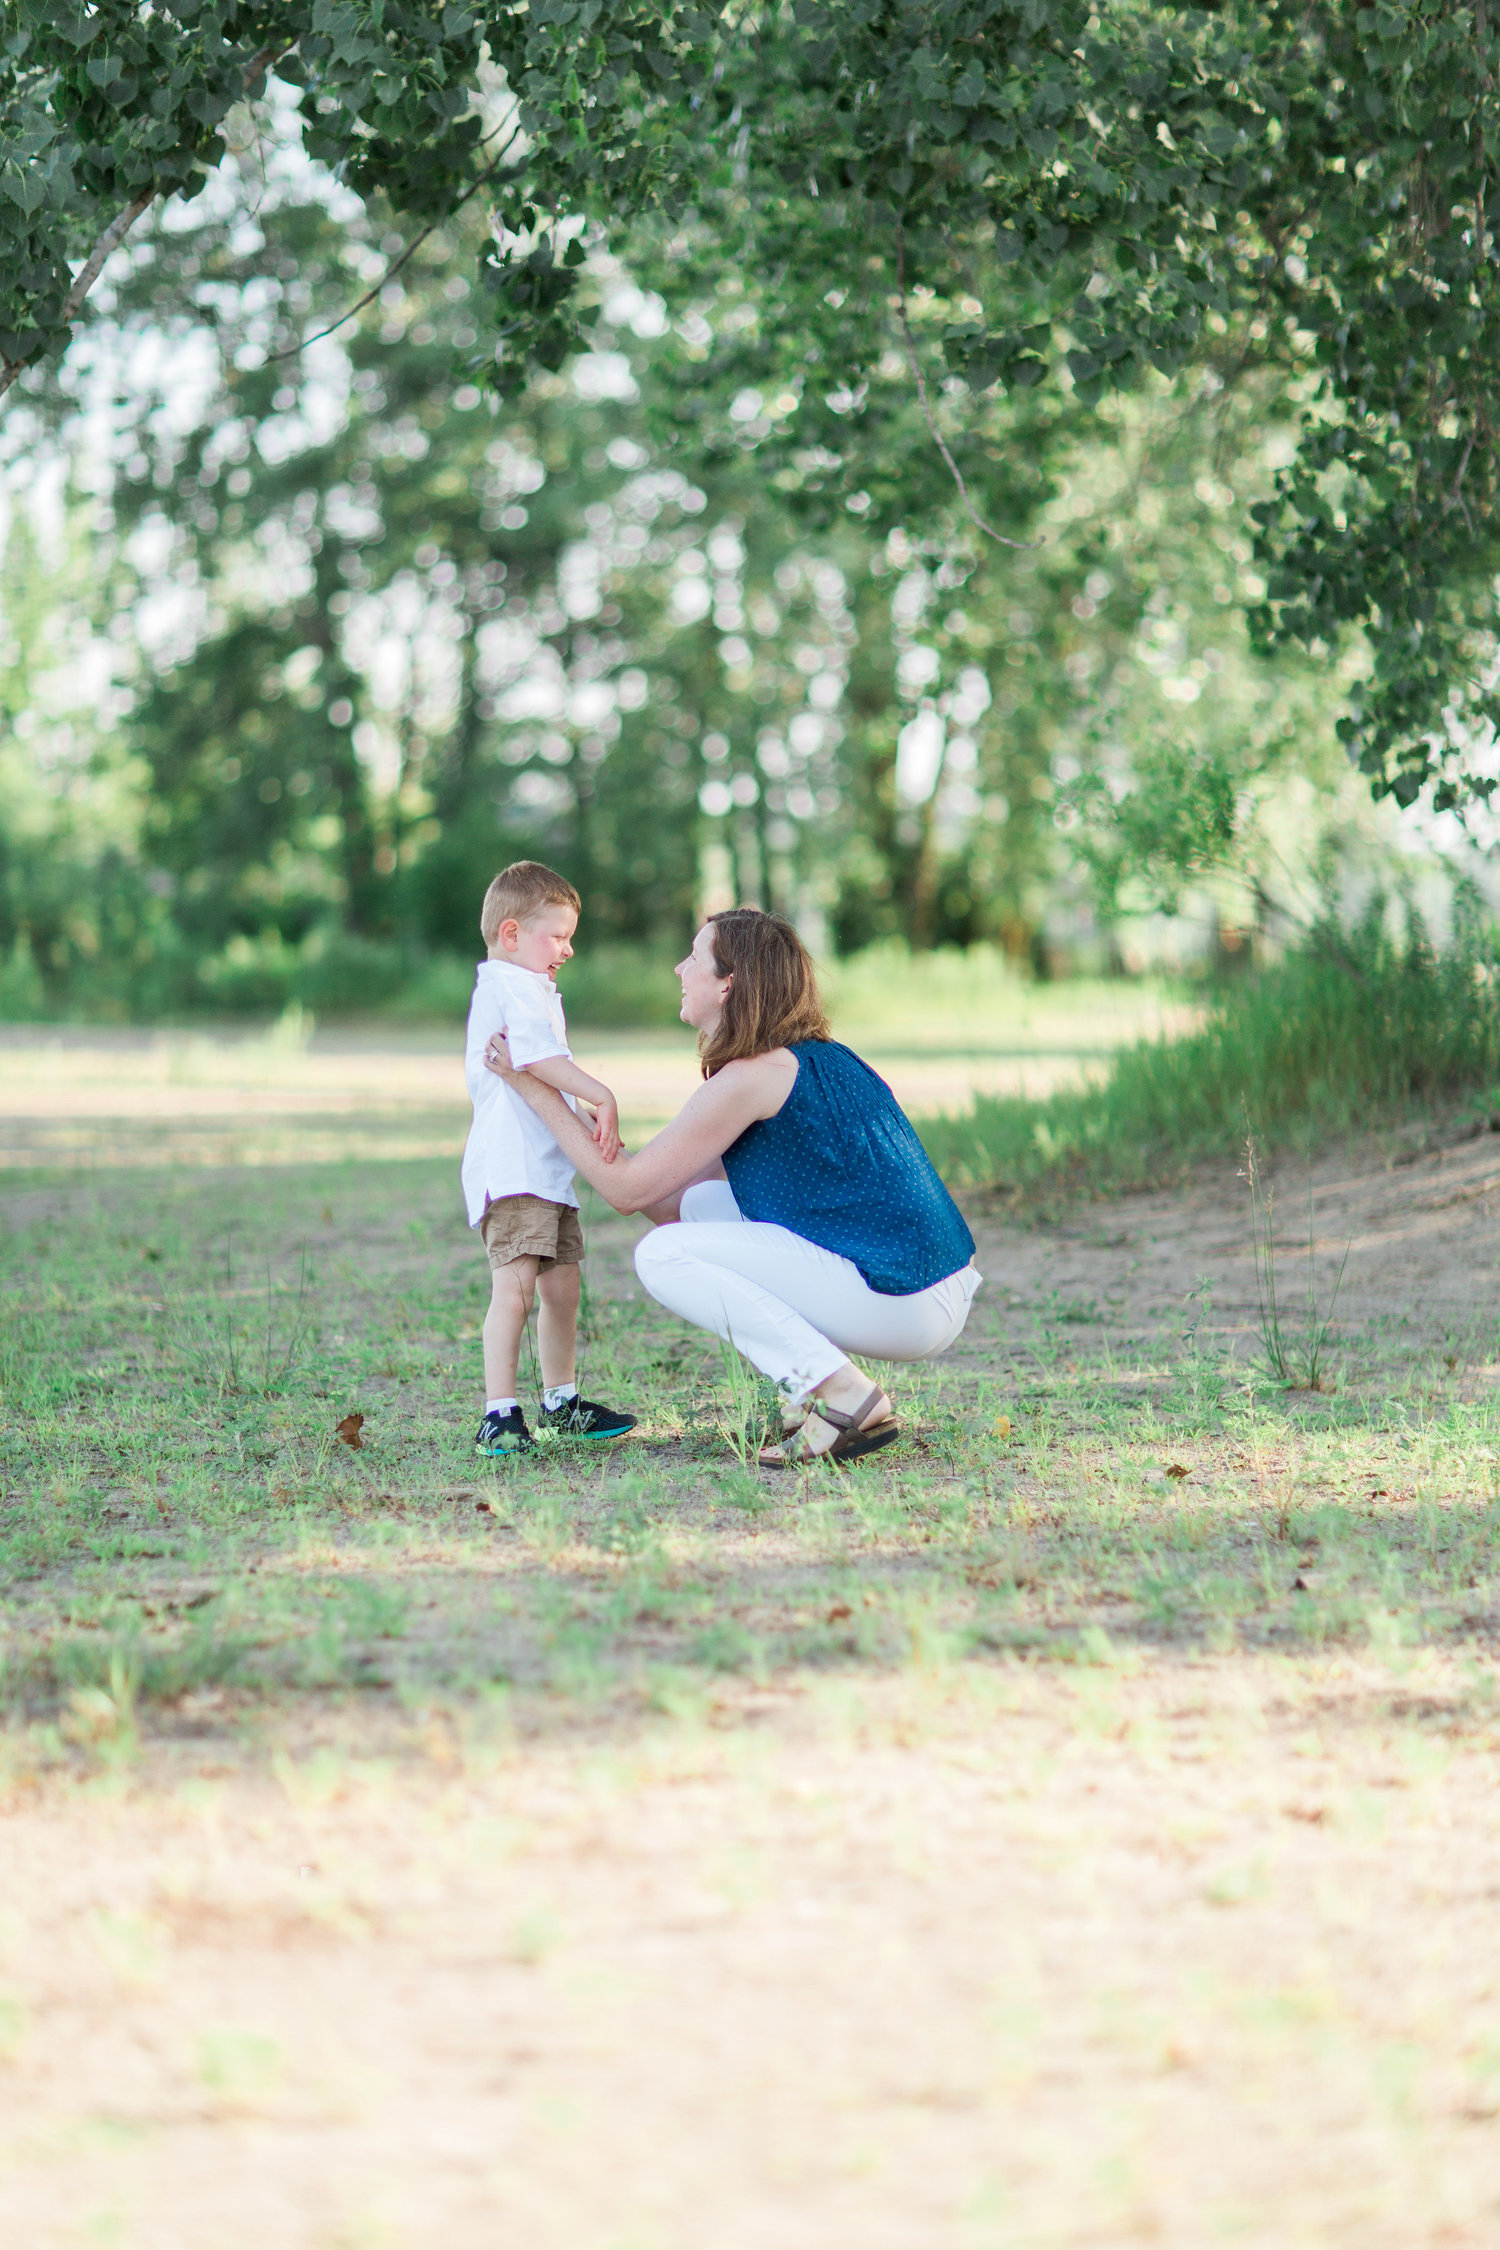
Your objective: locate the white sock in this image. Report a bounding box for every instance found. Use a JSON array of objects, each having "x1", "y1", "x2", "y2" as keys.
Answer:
[
  {"x1": 543, "y1": 1383, "x2": 578, "y2": 1412},
  {"x1": 485, "y1": 1397, "x2": 518, "y2": 1418}
]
